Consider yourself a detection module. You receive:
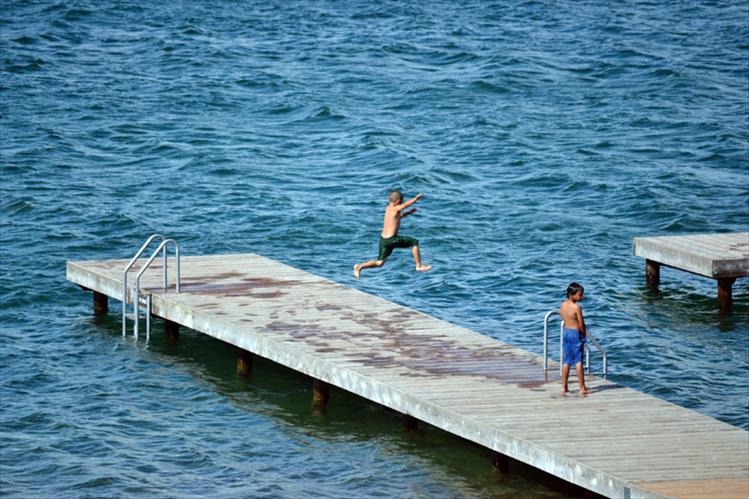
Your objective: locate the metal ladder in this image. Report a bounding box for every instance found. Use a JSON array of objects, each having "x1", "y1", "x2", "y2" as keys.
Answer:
[
  {"x1": 543, "y1": 311, "x2": 608, "y2": 379},
  {"x1": 122, "y1": 234, "x2": 181, "y2": 341}
]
